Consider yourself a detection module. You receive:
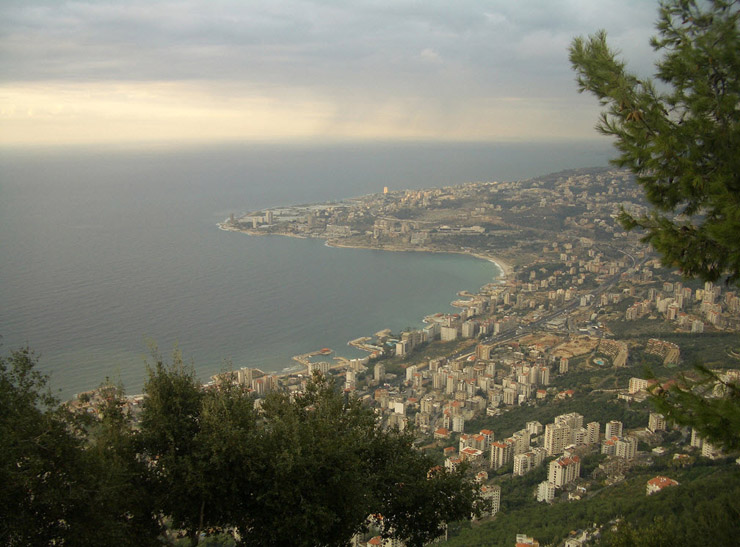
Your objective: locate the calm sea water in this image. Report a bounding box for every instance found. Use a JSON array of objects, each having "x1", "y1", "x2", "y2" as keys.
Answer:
[{"x1": 0, "y1": 140, "x2": 613, "y2": 398}]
